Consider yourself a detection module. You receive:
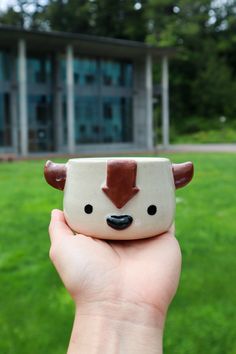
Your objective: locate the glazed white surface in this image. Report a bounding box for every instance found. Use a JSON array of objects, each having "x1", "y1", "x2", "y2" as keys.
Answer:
[{"x1": 63, "y1": 158, "x2": 175, "y2": 240}]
